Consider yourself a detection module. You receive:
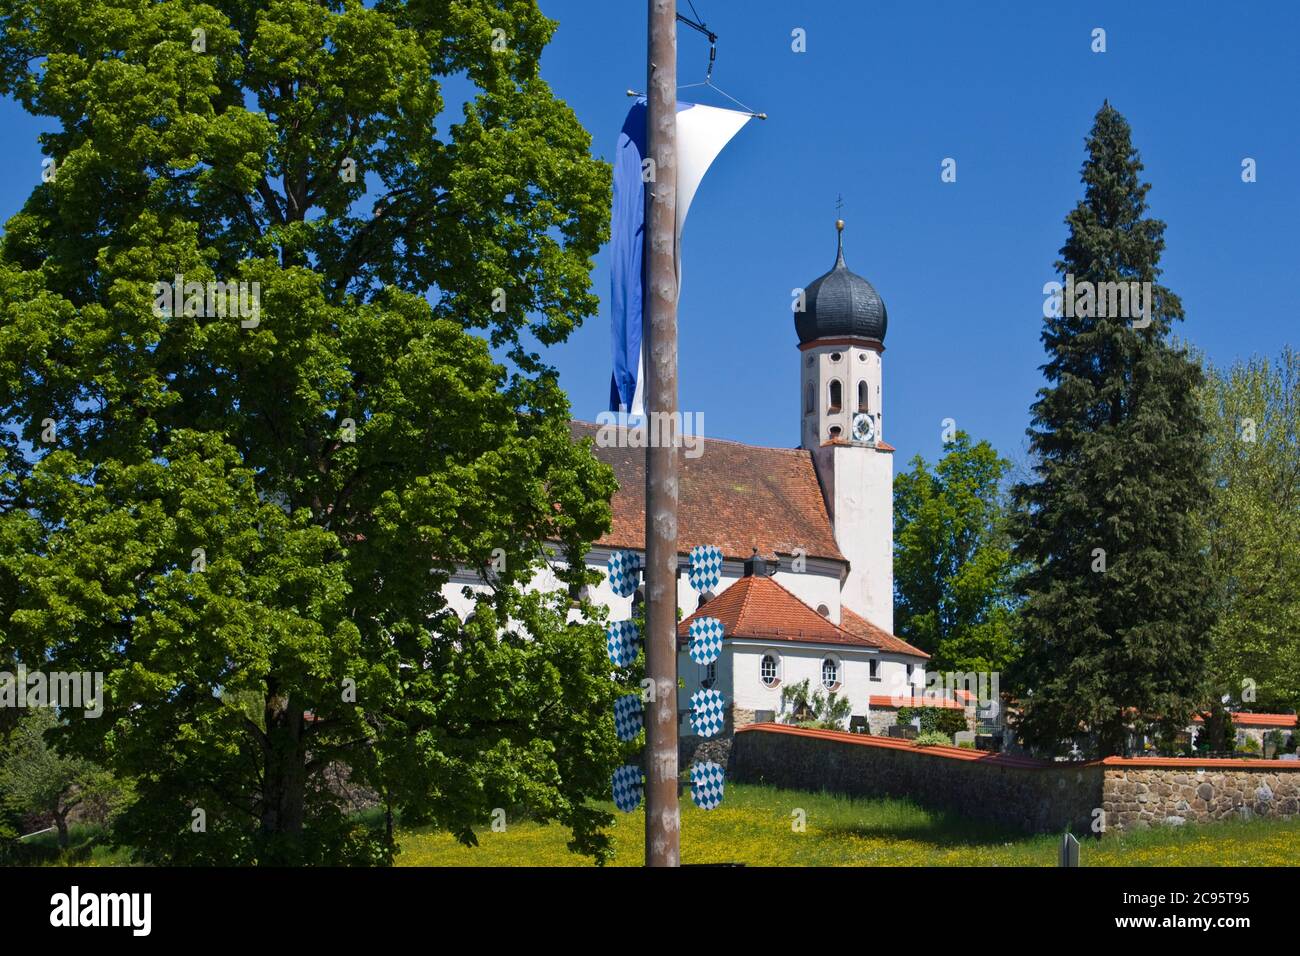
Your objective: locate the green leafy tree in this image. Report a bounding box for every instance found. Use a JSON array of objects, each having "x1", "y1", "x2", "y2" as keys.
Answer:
[
  {"x1": 779, "y1": 679, "x2": 852, "y2": 729},
  {"x1": 0, "y1": 709, "x2": 126, "y2": 849},
  {"x1": 1010, "y1": 104, "x2": 1212, "y2": 758},
  {"x1": 1200, "y1": 348, "x2": 1300, "y2": 714},
  {"x1": 0, "y1": 0, "x2": 622, "y2": 864},
  {"x1": 893, "y1": 431, "x2": 1019, "y2": 673}
]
